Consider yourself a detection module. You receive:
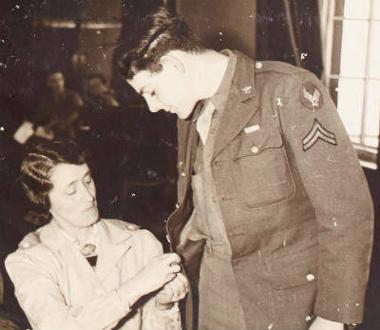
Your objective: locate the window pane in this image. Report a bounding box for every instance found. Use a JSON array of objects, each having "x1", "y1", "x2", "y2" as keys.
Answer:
[
  {"x1": 369, "y1": 22, "x2": 380, "y2": 78},
  {"x1": 364, "y1": 80, "x2": 380, "y2": 144},
  {"x1": 344, "y1": 0, "x2": 371, "y2": 18},
  {"x1": 364, "y1": 136, "x2": 378, "y2": 148},
  {"x1": 340, "y1": 20, "x2": 369, "y2": 77},
  {"x1": 374, "y1": 0, "x2": 380, "y2": 20},
  {"x1": 337, "y1": 78, "x2": 364, "y2": 137},
  {"x1": 350, "y1": 136, "x2": 361, "y2": 144}
]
